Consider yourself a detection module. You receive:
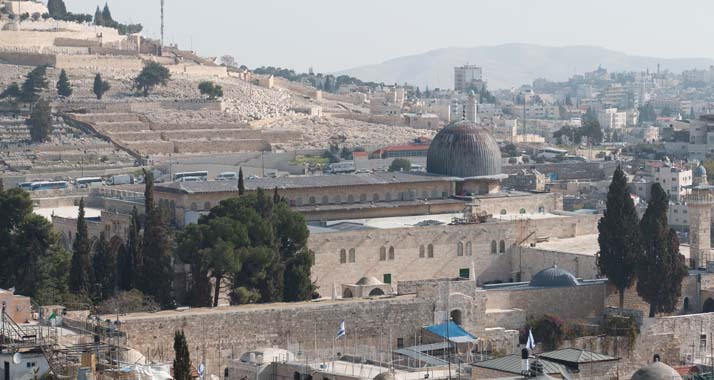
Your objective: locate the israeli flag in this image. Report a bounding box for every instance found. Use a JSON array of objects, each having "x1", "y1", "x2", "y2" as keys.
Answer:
[
  {"x1": 336, "y1": 320, "x2": 346, "y2": 339},
  {"x1": 198, "y1": 362, "x2": 205, "y2": 379},
  {"x1": 526, "y1": 329, "x2": 536, "y2": 350}
]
